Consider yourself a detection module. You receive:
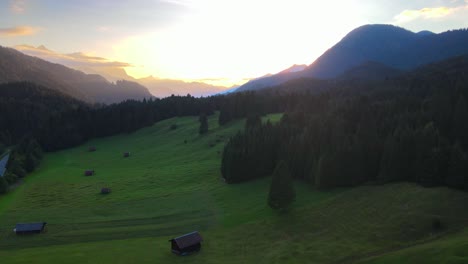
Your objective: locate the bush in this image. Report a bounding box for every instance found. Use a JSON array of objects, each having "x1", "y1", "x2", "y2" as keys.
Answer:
[
  {"x1": 432, "y1": 218, "x2": 443, "y2": 231},
  {"x1": 4, "y1": 172, "x2": 18, "y2": 185}
]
